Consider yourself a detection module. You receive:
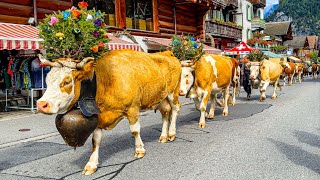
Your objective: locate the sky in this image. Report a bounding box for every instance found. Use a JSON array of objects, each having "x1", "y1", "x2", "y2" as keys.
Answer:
[{"x1": 266, "y1": 0, "x2": 279, "y2": 6}]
